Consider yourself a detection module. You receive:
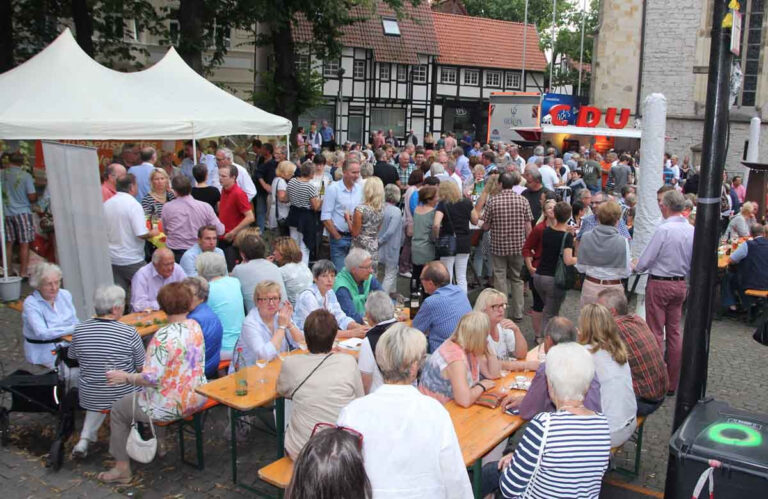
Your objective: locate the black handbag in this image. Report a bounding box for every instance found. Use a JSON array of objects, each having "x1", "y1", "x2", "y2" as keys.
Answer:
[
  {"x1": 436, "y1": 203, "x2": 457, "y2": 257},
  {"x1": 553, "y1": 231, "x2": 575, "y2": 290}
]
